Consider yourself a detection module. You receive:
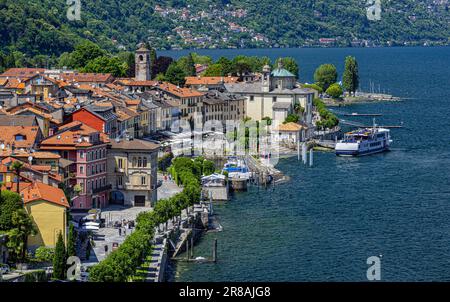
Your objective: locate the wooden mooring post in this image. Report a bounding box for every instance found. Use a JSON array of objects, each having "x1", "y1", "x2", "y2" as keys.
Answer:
[
  {"x1": 212, "y1": 238, "x2": 218, "y2": 263},
  {"x1": 190, "y1": 235, "x2": 194, "y2": 259}
]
